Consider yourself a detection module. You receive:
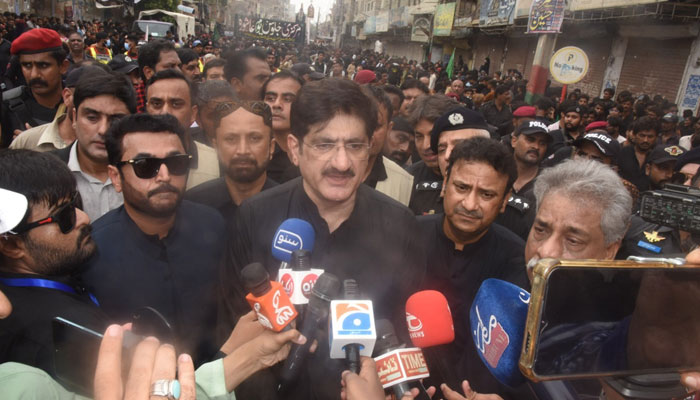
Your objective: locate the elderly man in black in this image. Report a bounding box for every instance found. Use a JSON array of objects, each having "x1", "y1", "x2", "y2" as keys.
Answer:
[{"x1": 218, "y1": 78, "x2": 426, "y2": 399}]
